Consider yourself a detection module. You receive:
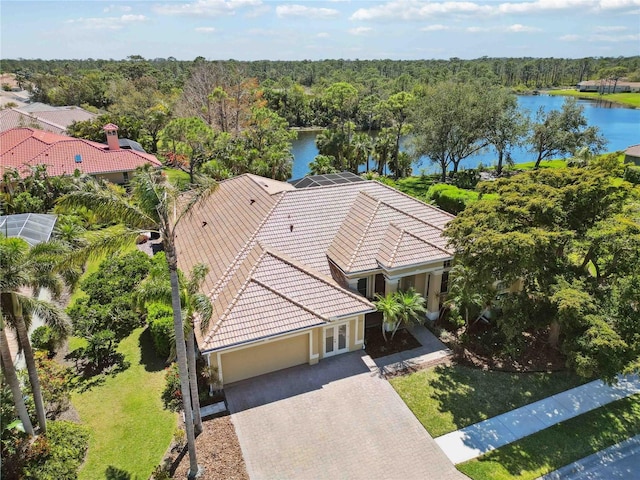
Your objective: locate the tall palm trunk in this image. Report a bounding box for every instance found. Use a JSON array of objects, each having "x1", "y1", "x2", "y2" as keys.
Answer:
[
  {"x1": 1, "y1": 324, "x2": 35, "y2": 436},
  {"x1": 186, "y1": 328, "x2": 202, "y2": 434},
  {"x1": 166, "y1": 245, "x2": 200, "y2": 478},
  {"x1": 11, "y1": 293, "x2": 47, "y2": 434}
]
